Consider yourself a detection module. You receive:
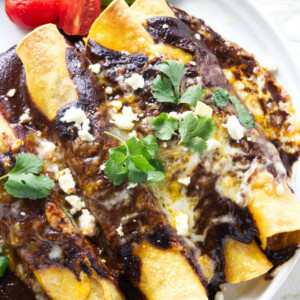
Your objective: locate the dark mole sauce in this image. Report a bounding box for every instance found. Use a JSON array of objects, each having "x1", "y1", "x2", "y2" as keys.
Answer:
[
  {"x1": 0, "y1": 269, "x2": 35, "y2": 300},
  {"x1": 188, "y1": 165, "x2": 258, "y2": 298}
]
